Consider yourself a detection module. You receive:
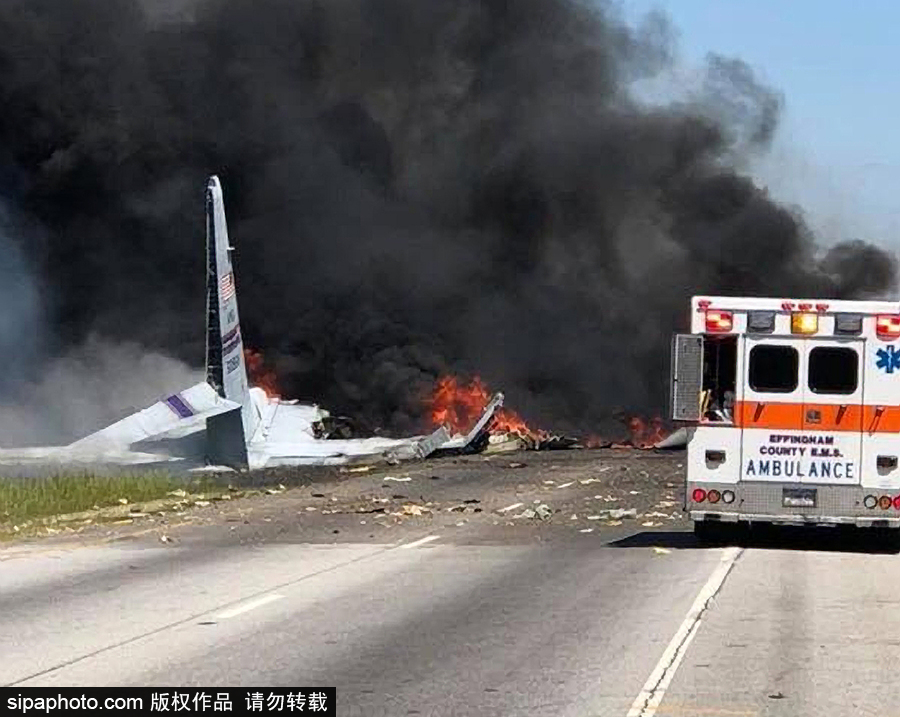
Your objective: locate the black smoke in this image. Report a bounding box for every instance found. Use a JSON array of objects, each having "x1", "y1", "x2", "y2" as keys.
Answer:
[{"x1": 0, "y1": 0, "x2": 894, "y2": 436}]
